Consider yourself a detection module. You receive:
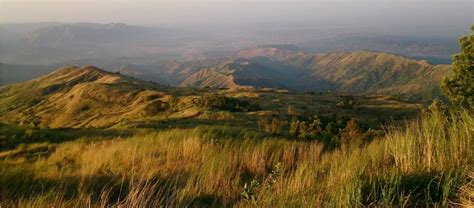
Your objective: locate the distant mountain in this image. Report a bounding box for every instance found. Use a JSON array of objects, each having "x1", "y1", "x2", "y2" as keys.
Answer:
[
  {"x1": 0, "y1": 22, "x2": 206, "y2": 65},
  {"x1": 296, "y1": 35, "x2": 458, "y2": 64},
  {"x1": 0, "y1": 44, "x2": 452, "y2": 101},
  {"x1": 1, "y1": 22, "x2": 461, "y2": 65},
  {"x1": 0, "y1": 66, "x2": 167, "y2": 128},
  {"x1": 25, "y1": 23, "x2": 154, "y2": 48},
  {"x1": 179, "y1": 47, "x2": 451, "y2": 100}
]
